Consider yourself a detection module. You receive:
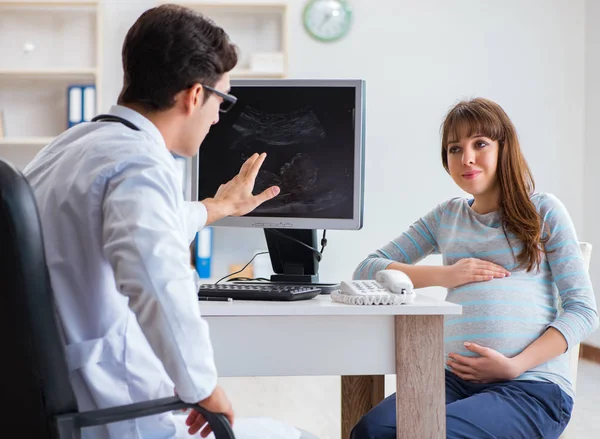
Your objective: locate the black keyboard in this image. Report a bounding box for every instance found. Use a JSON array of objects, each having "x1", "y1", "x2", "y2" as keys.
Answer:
[{"x1": 198, "y1": 283, "x2": 322, "y2": 301}]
